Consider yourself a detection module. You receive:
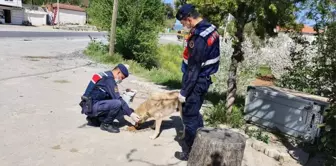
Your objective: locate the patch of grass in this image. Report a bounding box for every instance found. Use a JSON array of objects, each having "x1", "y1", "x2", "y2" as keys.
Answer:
[
  {"x1": 245, "y1": 128, "x2": 270, "y2": 144},
  {"x1": 203, "y1": 100, "x2": 245, "y2": 128},
  {"x1": 84, "y1": 41, "x2": 183, "y2": 89},
  {"x1": 257, "y1": 64, "x2": 272, "y2": 76}
]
